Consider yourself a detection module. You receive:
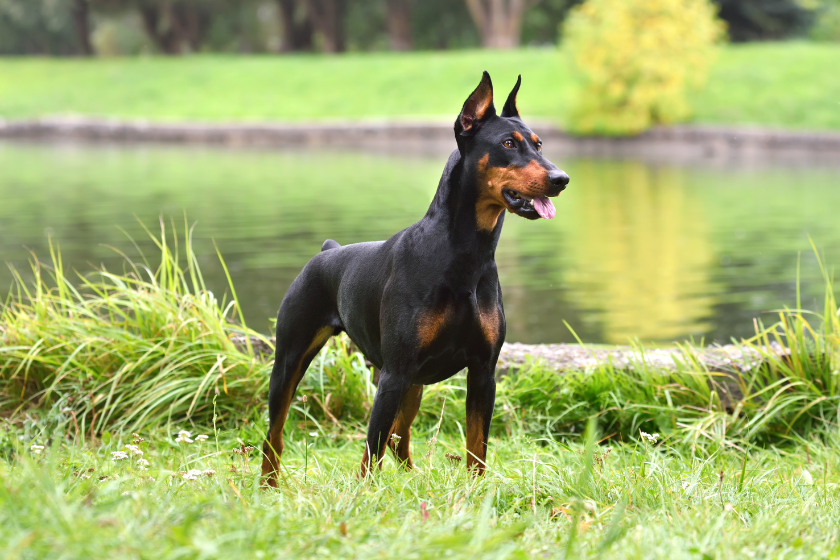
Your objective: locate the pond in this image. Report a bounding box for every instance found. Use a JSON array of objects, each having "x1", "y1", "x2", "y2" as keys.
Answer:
[{"x1": 1, "y1": 140, "x2": 839, "y2": 345}]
